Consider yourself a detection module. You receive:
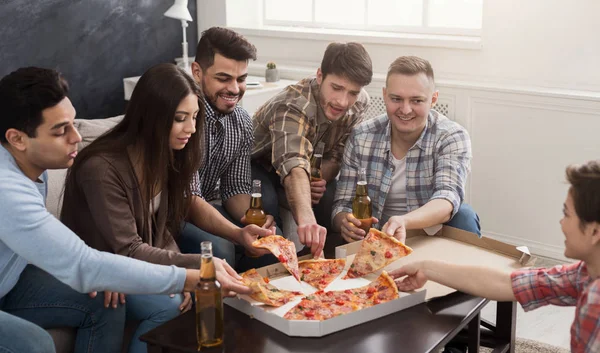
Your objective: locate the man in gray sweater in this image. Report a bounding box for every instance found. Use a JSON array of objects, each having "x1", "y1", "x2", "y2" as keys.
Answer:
[{"x1": 0, "y1": 67, "x2": 250, "y2": 353}]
